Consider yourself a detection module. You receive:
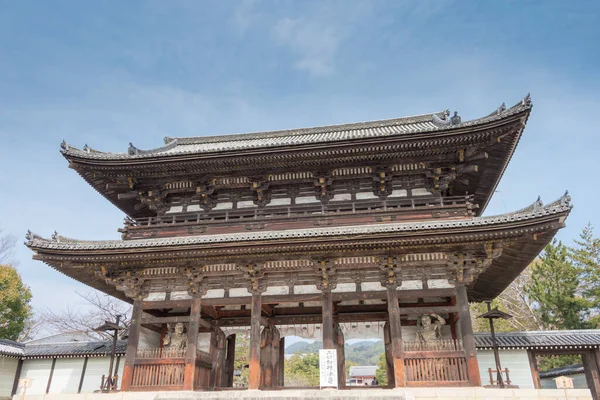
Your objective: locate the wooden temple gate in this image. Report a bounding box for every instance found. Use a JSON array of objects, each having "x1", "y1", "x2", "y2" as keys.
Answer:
[
  {"x1": 116, "y1": 282, "x2": 483, "y2": 390},
  {"x1": 25, "y1": 95, "x2": 572, "y2": 391}
]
